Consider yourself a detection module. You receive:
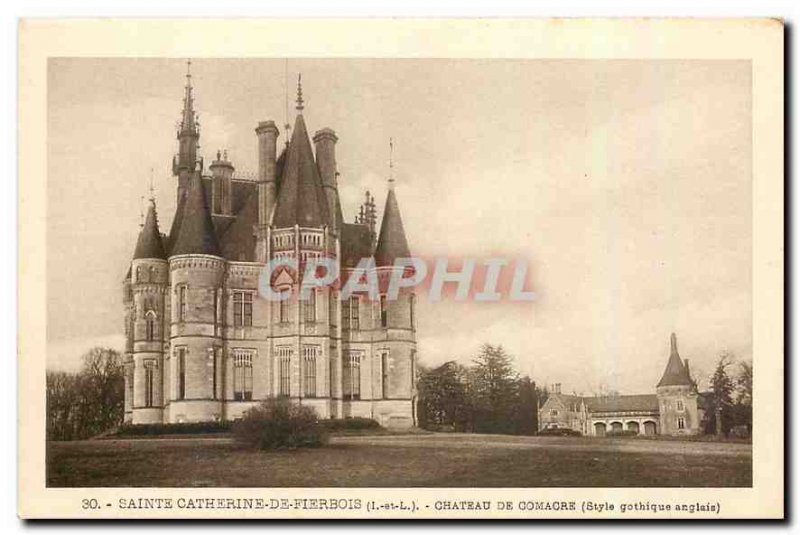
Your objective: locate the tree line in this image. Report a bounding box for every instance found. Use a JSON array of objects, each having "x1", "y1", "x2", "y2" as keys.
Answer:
[
  {"x1": 416, "y1": 344, "x2": 546, "y2": 434},
  {"x1": 46, "y1": 347, "x2": 125, "y2": 441},
  {"x1": 46, "y1": 344, "x2": 752, "y2": 440}
]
